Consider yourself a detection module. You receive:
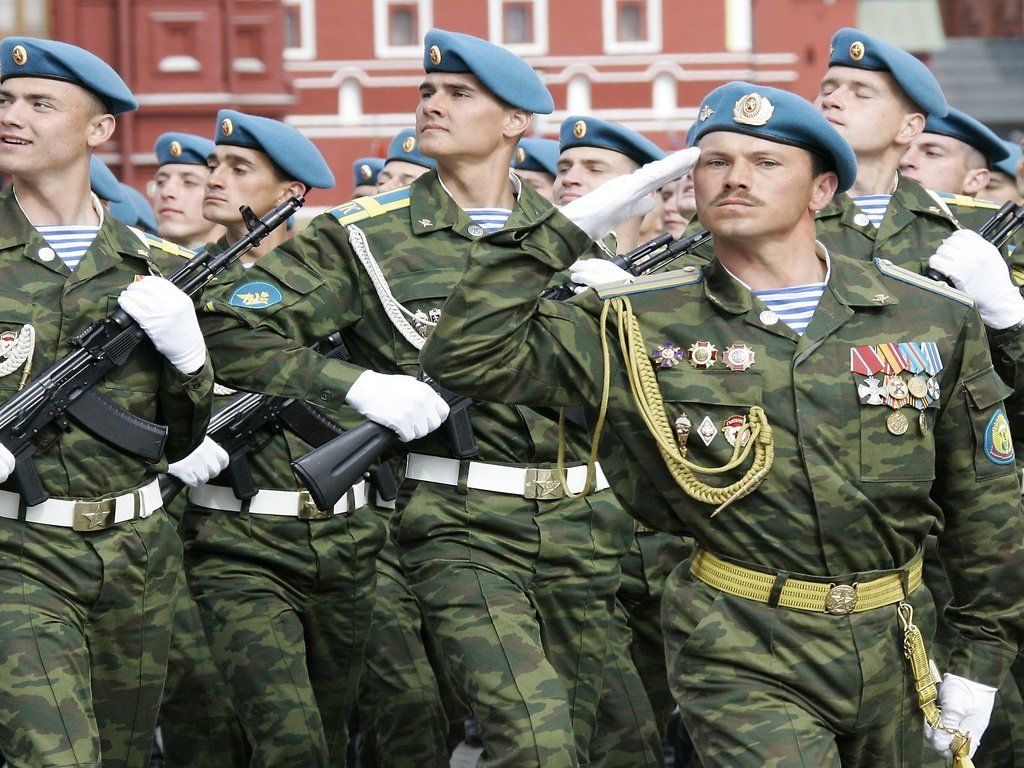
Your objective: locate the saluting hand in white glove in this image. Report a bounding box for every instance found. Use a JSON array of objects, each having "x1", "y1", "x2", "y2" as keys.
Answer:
[
  {"x1": 561, "y1": 147, "x2": 701, "y2": 241},
  {"x1": 167, "y1": 437, "x2": 230, "y2": 487},
  {"x1": 345, "y1": 370, "x2": 450, "y2": 442},
  {"x1": 568, "y1": 258, "x2": 634, "y2": 294},
  {"x1": 924, "y1": 673, "x2": 998, "y2": 760},
  {"x1": 118, "y1": 277, "x2": 208, "y2": 374},
  {"x1": 0, "y1": 442, "x2": 15, "y2": 484},
  {"x1": 929, "y1": 229, "x2": 1024, "y2": 330}
]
